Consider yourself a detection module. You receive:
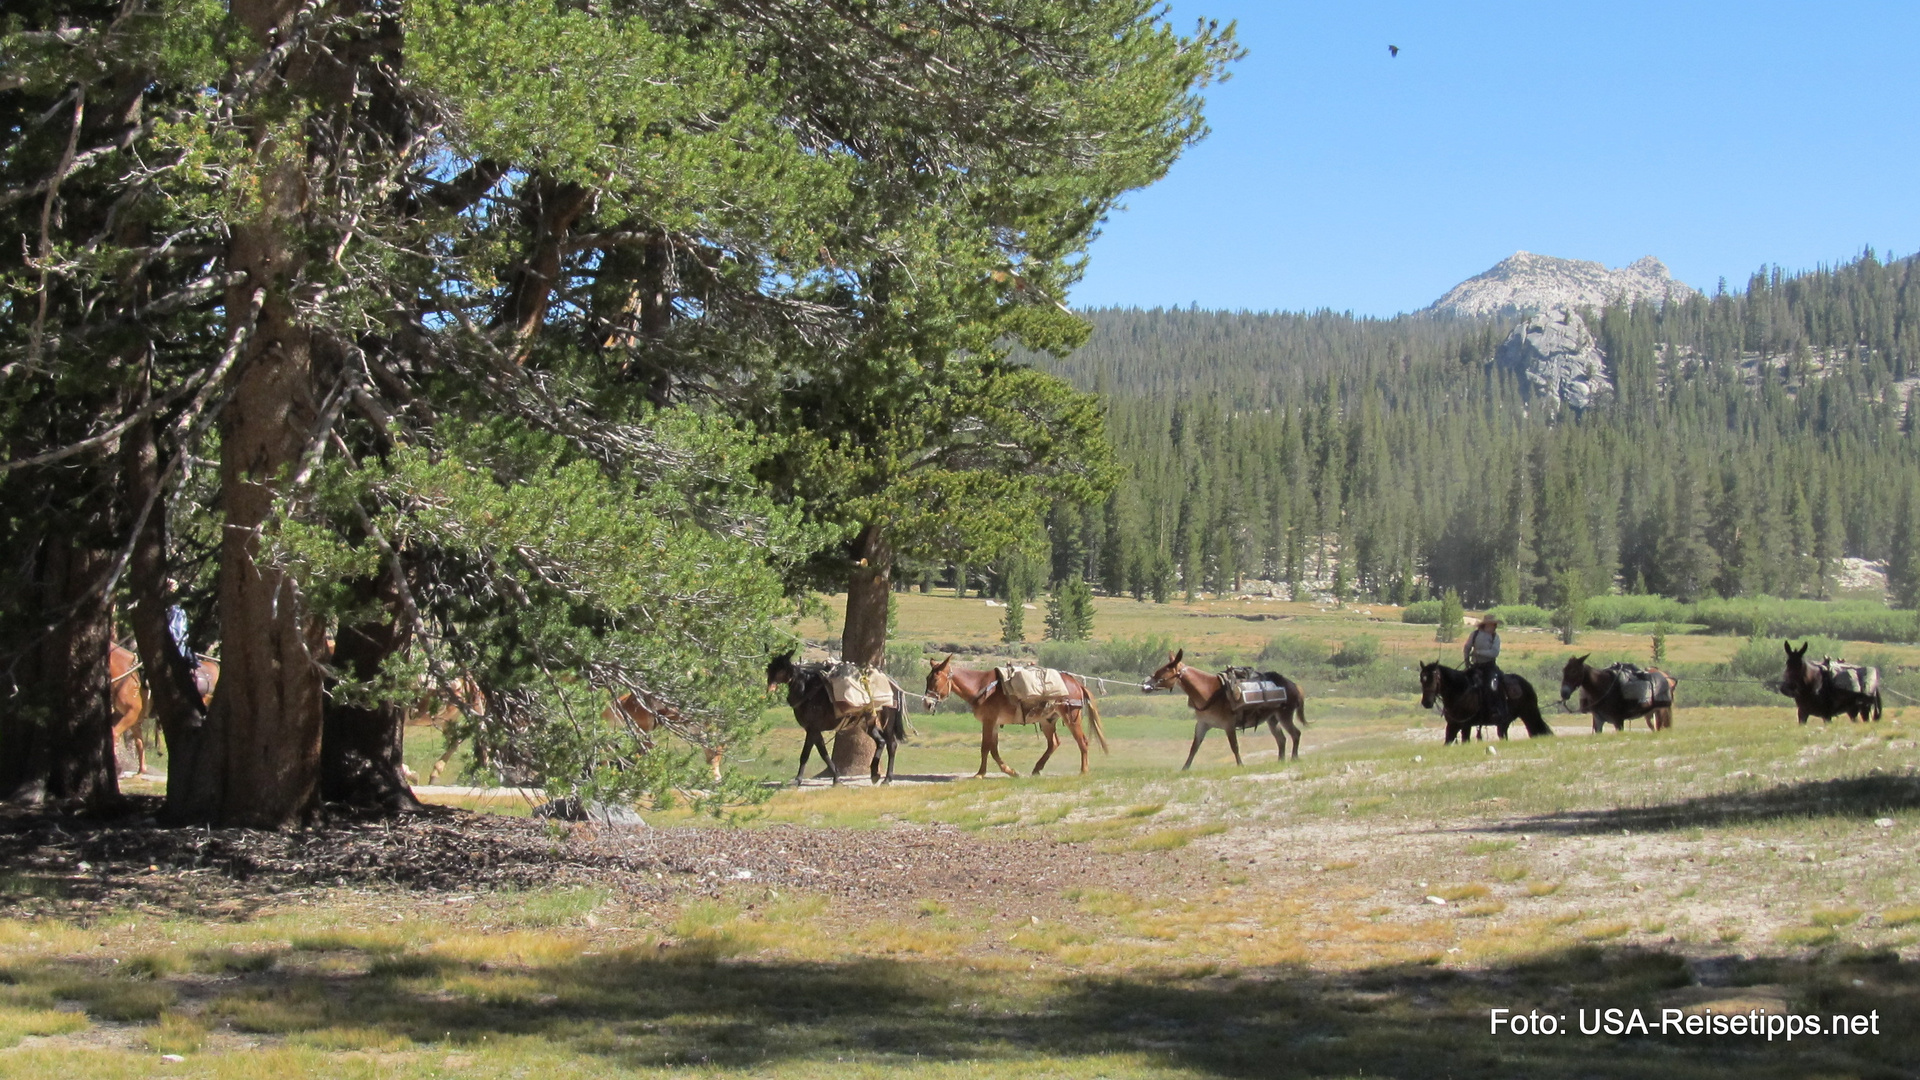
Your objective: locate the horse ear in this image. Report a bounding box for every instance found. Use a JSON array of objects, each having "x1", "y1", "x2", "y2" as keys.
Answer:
[
  {"x1": 1172, "y1": 649, "x2": 1183, "y2": 664},
  {"x1": 1575, "y1": 653, "x2": 1589, "y2": 664}
]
